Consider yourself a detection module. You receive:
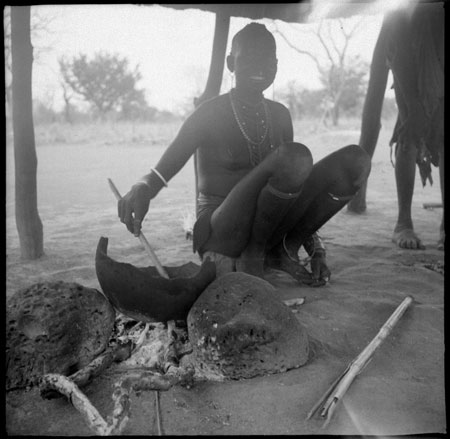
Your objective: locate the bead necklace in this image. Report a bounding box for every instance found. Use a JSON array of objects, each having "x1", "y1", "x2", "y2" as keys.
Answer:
[{"x1": 229, "y1": 89, "x2": 274, "y2": 166}]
